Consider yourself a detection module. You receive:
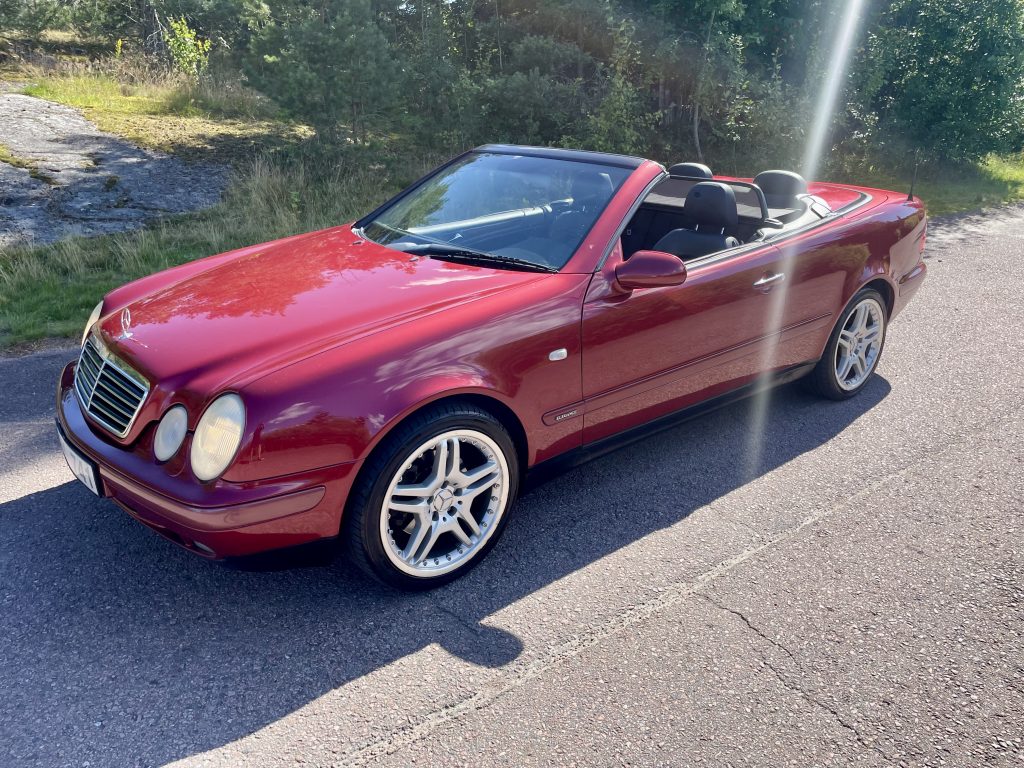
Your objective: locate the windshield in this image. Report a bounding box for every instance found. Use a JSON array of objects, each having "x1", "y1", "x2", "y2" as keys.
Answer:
[{"x1": 360, "y1": 151, "x2": 632, "y2": 270}]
